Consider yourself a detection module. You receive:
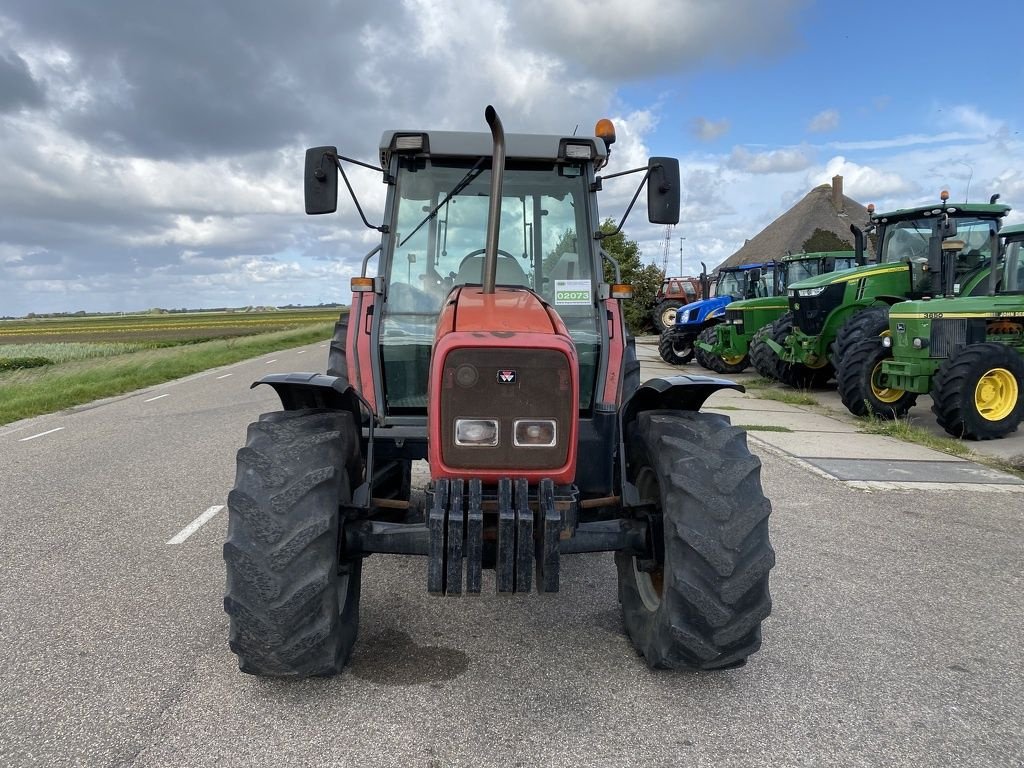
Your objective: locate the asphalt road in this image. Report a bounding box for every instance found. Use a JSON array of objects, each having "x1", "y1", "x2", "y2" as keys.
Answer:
[{"x1": 1, "y1": 341, "x2": 1022, "y2": 767}]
